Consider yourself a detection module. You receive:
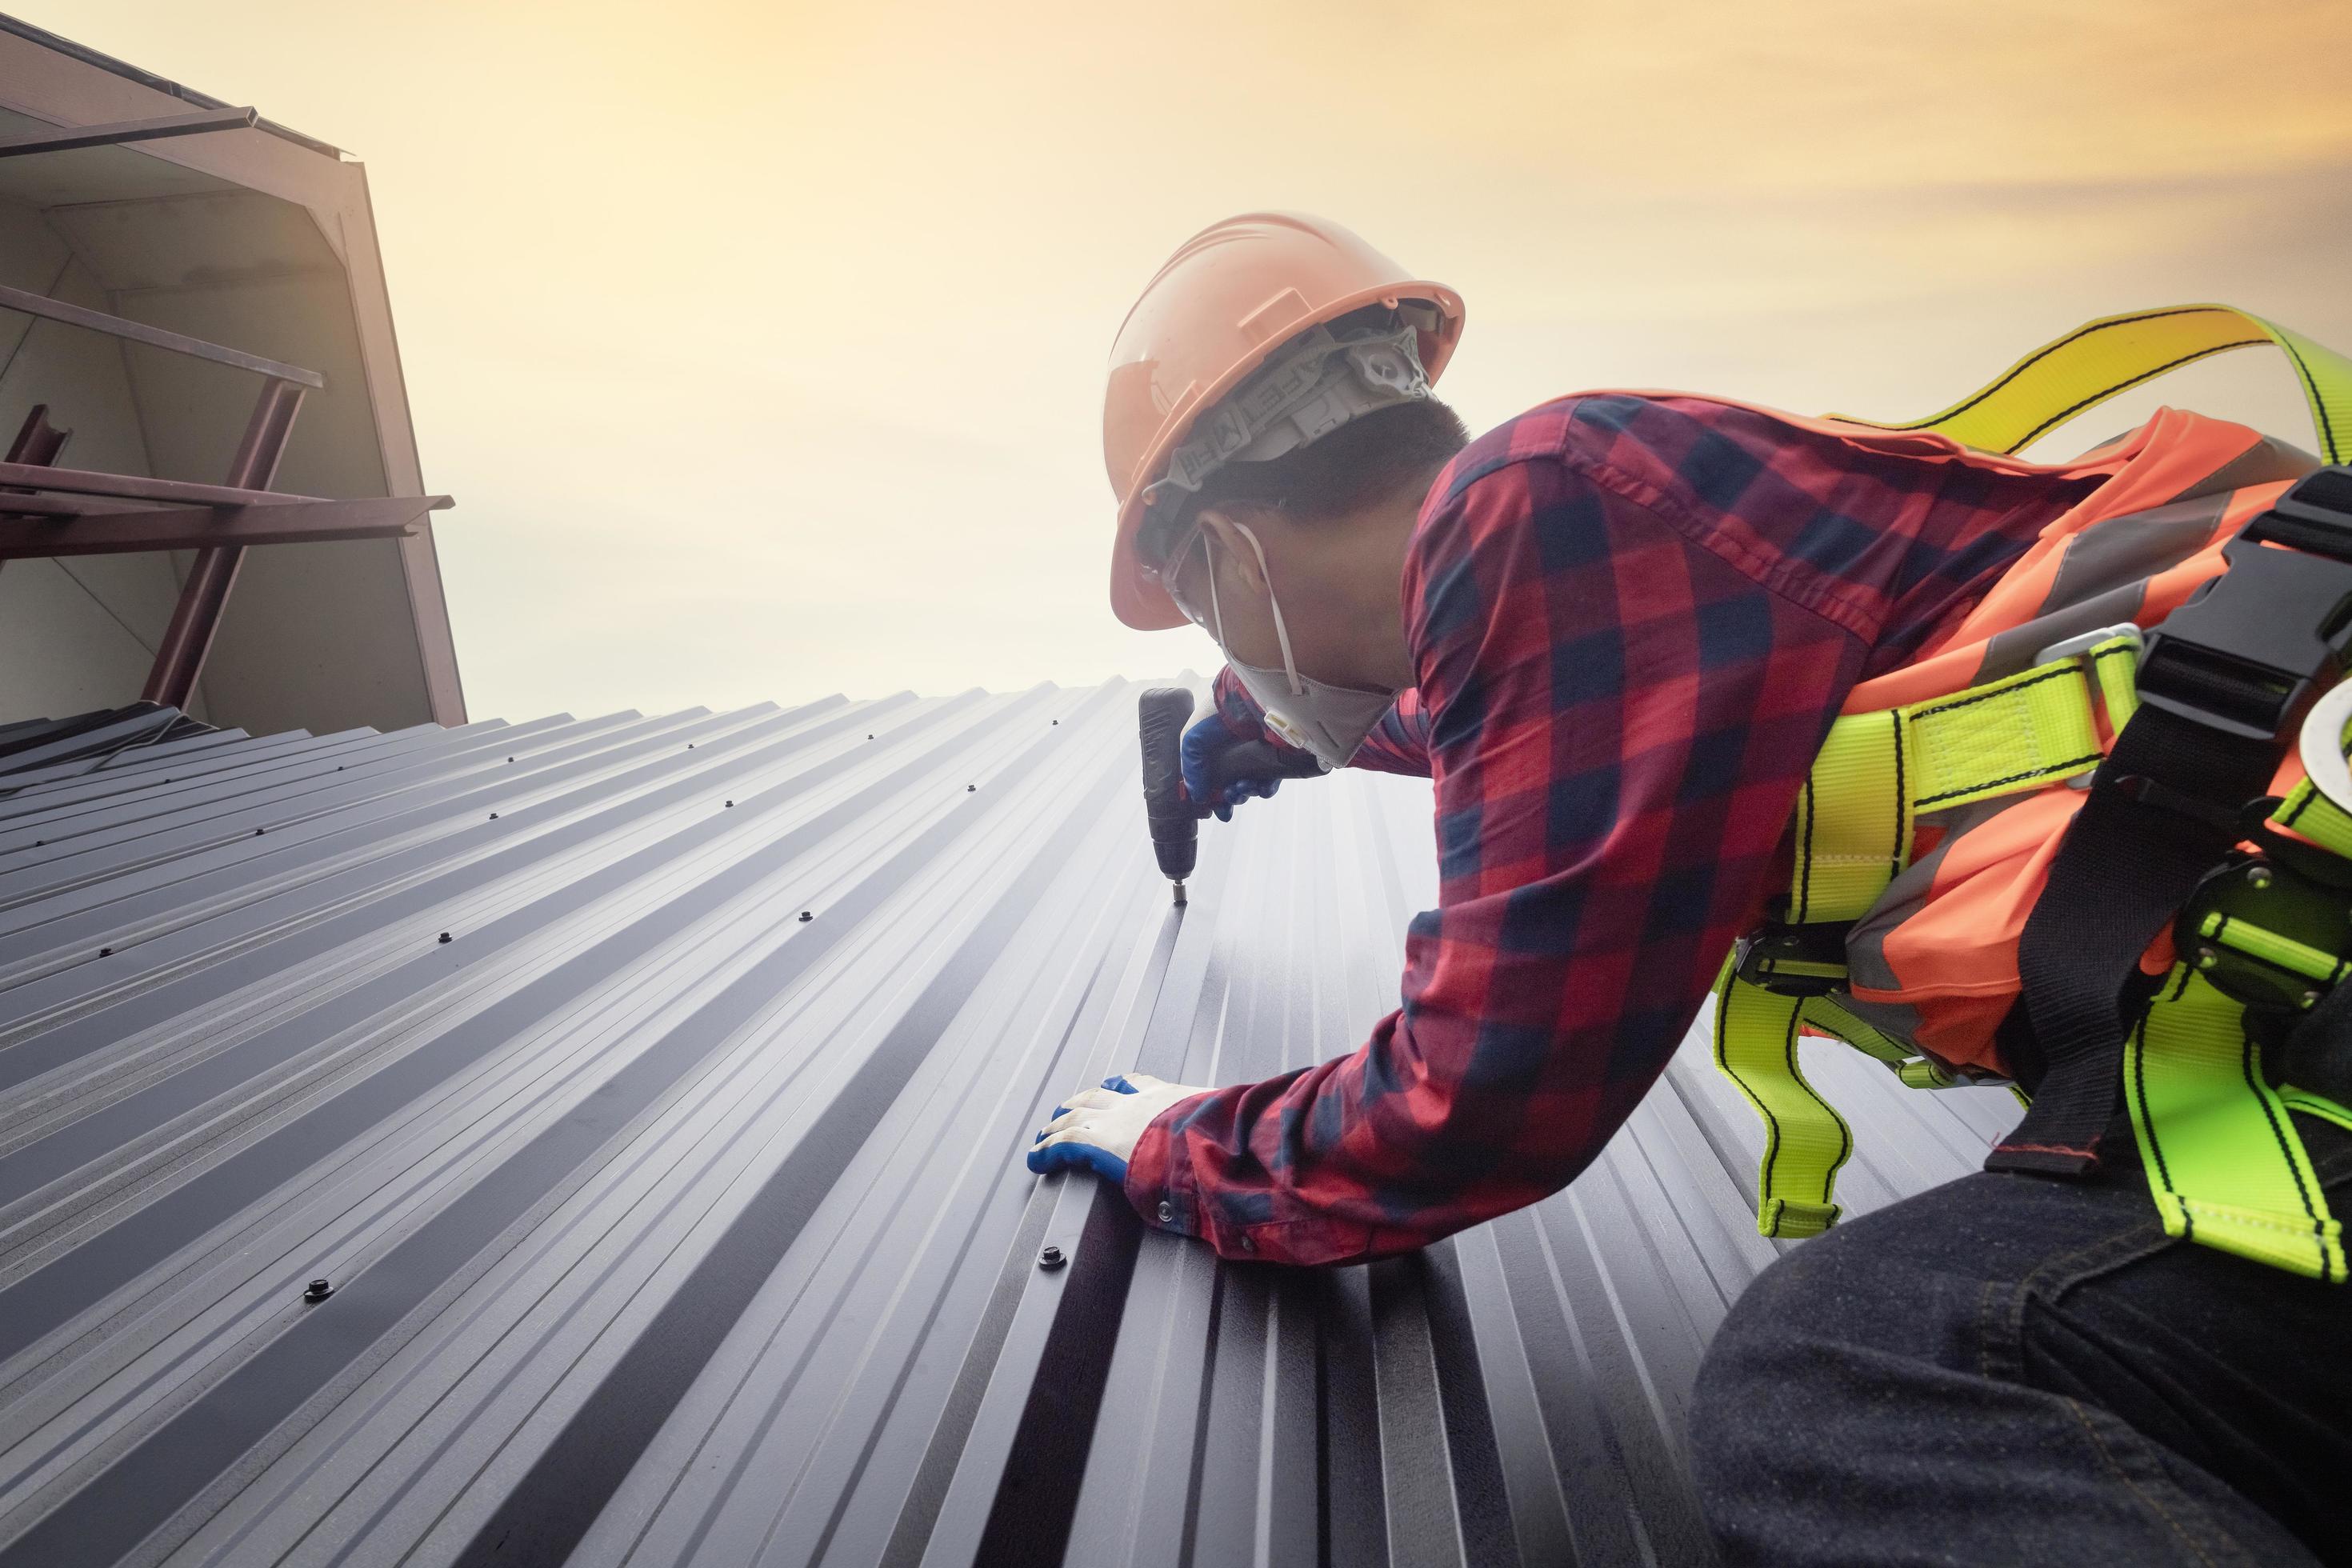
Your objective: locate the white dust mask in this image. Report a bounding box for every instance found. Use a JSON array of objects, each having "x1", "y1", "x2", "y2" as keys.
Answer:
[{"x1": 1201, "y1": 522, "x2": 1394, "y2": 771}]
